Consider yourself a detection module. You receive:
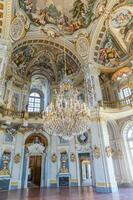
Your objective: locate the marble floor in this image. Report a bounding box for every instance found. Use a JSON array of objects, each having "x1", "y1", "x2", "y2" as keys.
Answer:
[{"x1": 0, "y1": 187, "x2": 133, "y2": 200}]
